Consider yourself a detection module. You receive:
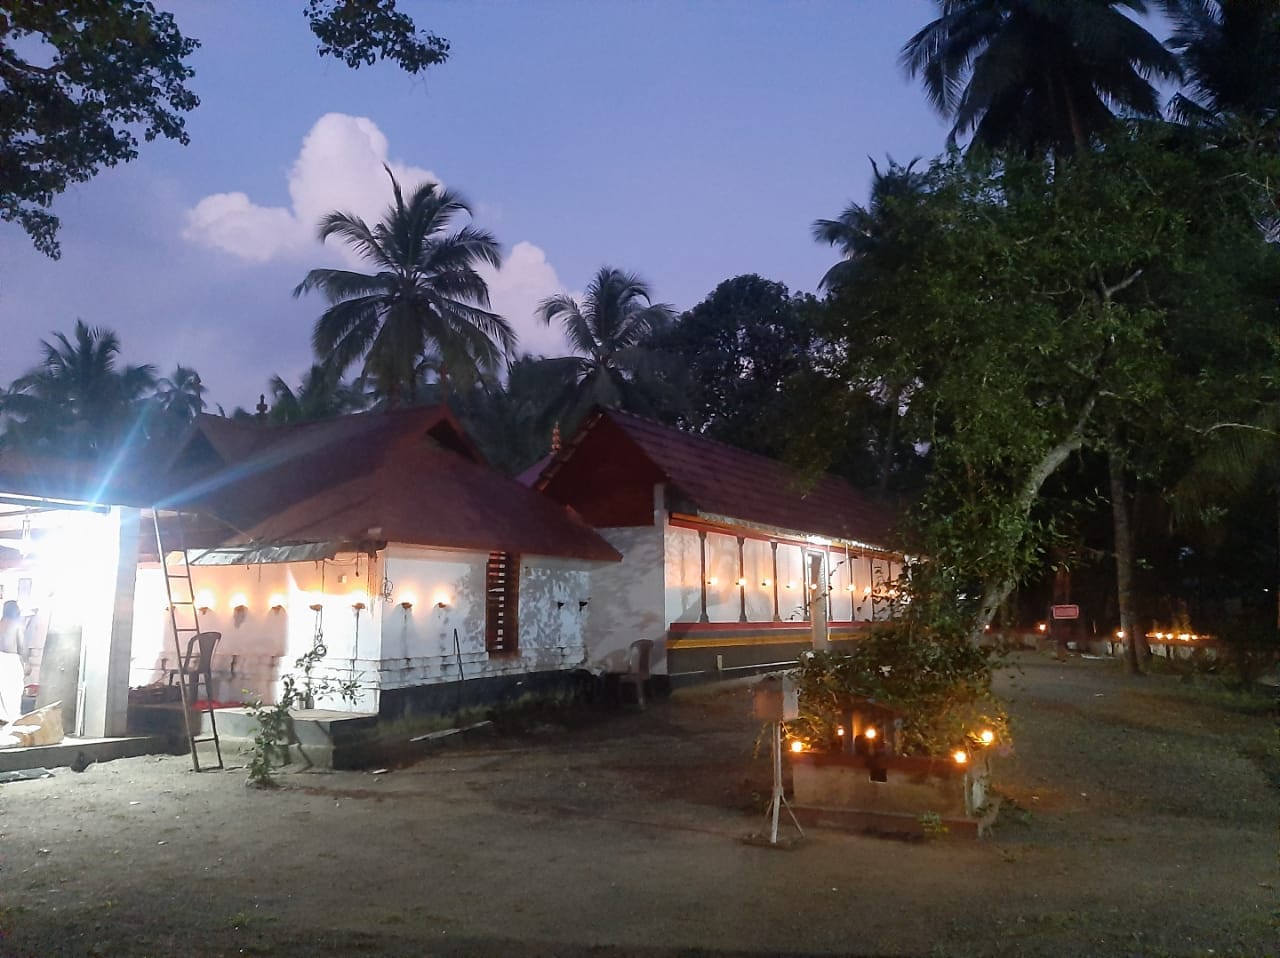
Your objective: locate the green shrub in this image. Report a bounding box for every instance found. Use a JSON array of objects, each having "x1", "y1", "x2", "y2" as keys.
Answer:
[{"x1": 789, "y1": 620, "x2": 1009, "y2": 757}]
